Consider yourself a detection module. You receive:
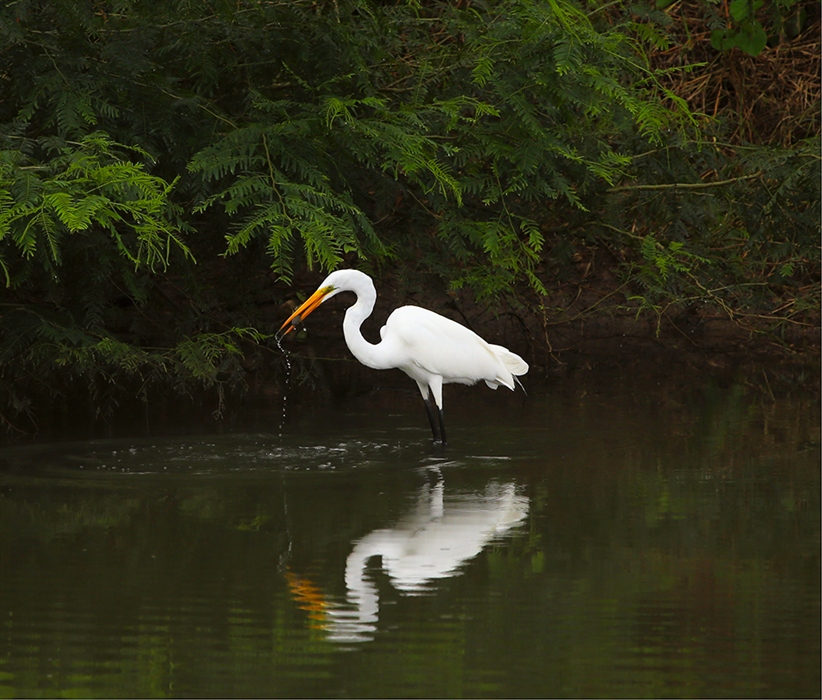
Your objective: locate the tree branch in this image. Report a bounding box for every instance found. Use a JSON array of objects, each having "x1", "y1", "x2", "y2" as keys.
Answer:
[{"x1": 607, "y1": 171, "x2": 762, "y2": 192}]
